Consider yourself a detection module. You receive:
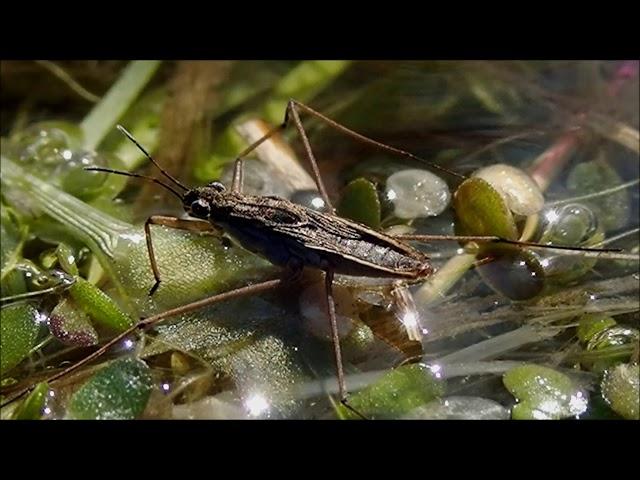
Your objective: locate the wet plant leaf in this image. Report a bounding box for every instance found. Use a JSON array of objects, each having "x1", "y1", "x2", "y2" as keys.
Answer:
[
  {"x1": 340, "y1": 364, "x2": 444, "y2": 419},
  {"x1": 577, "y1": 313, "x2": 617, "y2": 344},
  {"x1": 55, "y1": 243, "x2": 79, "y2": 276},
  {"x1": 0, "y1": 303, "x2": 41, "y2": 376},
  {"x1": 337, "y1": 178, "x2": 381, "y2": 229},
  {"x1": 68, "y1": 277, "x2": 134, "y2": 333},
  {"x1": 601, "y1": 363, "x2": 639, "y2": 420},
  {"x1": 472, "y1": 164, "x2": 544, "y2": 216},
  {"x1": 67, "y1": 357, "x2": 154, "y2": 420},
  {"x1": 404, "y1": 396, "x2": 510, "y2": 420},
  {"x1": 503, "y1": 364, "x2": 587, "y2": 420},
  {"x1": 453, "y1": 177, "x2": 518, "y2": 240},
  {"x1": 566, "y1": 159, "x2": 631, "y2": 231},
  {"x1": 12, "y1": 382, "x2": 49, "y2": 420},
  {"x1": 49, "y1": 296, "x2": 98, "y2": 347},
  {"x1": 1, "y1": 204, "x2": 27, "y2": 296}
]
